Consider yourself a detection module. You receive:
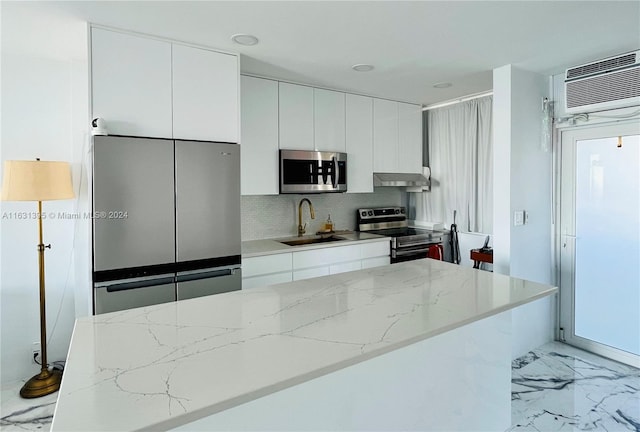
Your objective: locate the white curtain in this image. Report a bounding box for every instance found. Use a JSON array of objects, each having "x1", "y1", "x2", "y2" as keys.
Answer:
[{"x1": 412, "y1": 96, "x2": 493, "y2": 233}]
